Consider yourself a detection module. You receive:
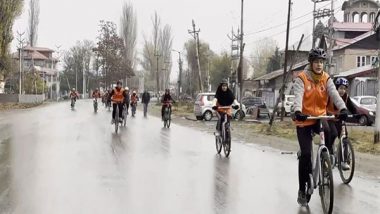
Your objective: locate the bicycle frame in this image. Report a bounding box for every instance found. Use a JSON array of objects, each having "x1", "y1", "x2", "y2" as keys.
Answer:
[
  {"x1": 217, "y1": 106, "x2": 231, "y2": 143},
  {"x1": 339, "y1": 120, "x2": 348, "y2": 162},
  {"x1": 306, "y1": 116, "x2": 335, "y2": 193},
  {"x1": 164, "y1": 105, "x2": 171, "y2": 120}
]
